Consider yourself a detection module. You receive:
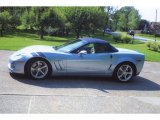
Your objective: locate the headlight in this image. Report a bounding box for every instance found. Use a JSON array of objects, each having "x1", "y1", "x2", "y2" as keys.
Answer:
[{"x1": 11, "y1": 53, "x2": 26, "y2": 61}]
